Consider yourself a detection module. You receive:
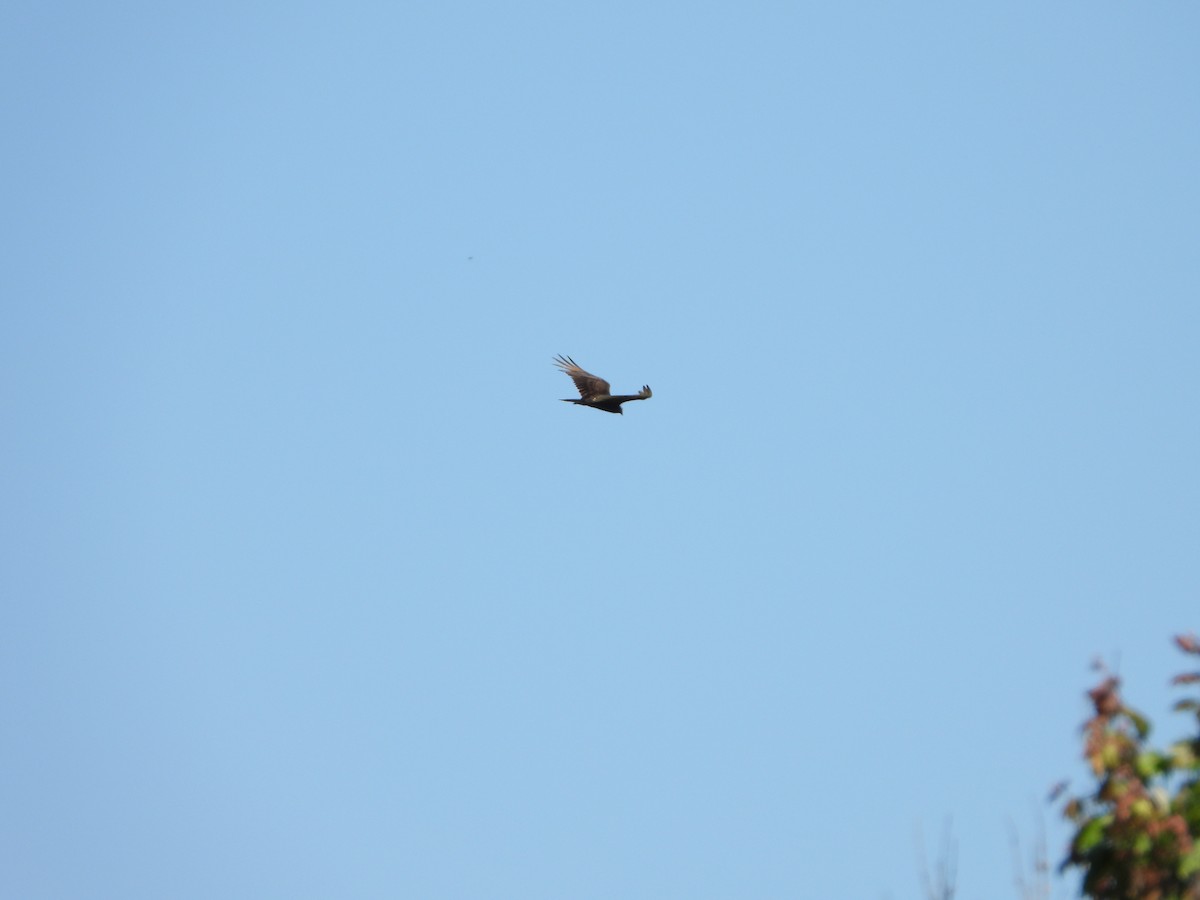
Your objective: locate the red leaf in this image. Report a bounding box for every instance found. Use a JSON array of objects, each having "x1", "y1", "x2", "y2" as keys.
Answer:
[{"x1": 1174, "y1": 633, "x2": 1200, "y2": 654}]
